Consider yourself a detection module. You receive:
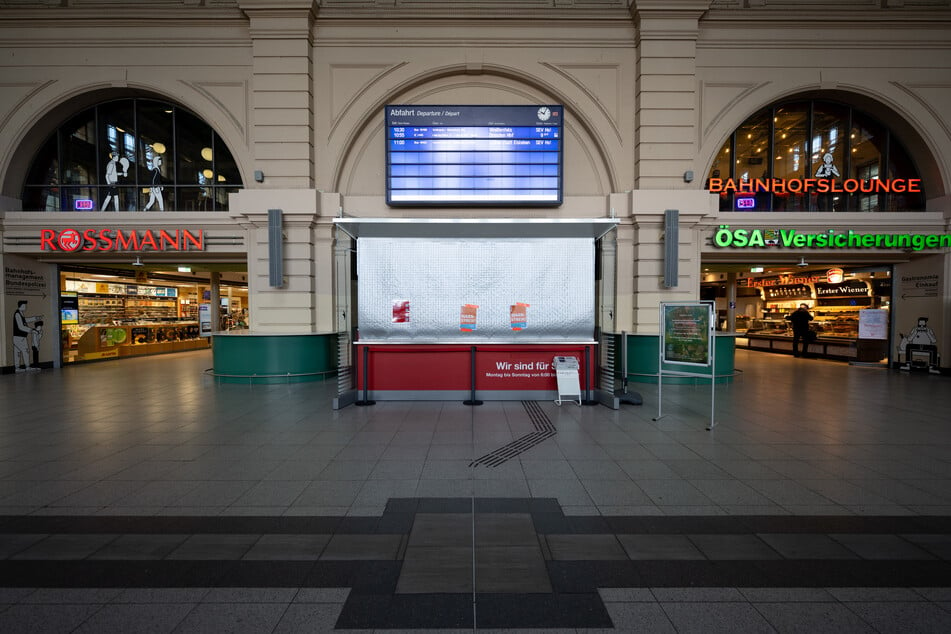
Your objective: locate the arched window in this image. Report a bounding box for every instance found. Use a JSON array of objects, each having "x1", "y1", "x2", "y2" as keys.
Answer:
[
  {"x1": 20, "y1": 98, "x2": 242, "y2": 212},
  {"x1": 708, "y1": 99, "x2": 924, "y2": 212}
]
